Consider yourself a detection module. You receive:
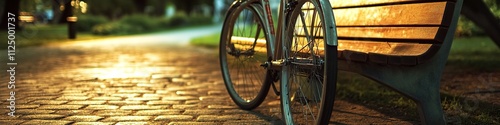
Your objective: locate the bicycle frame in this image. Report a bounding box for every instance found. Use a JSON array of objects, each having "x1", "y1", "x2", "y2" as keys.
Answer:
[{"x1": 251, "y1": 0, "x2": 337, "y2": 67}]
